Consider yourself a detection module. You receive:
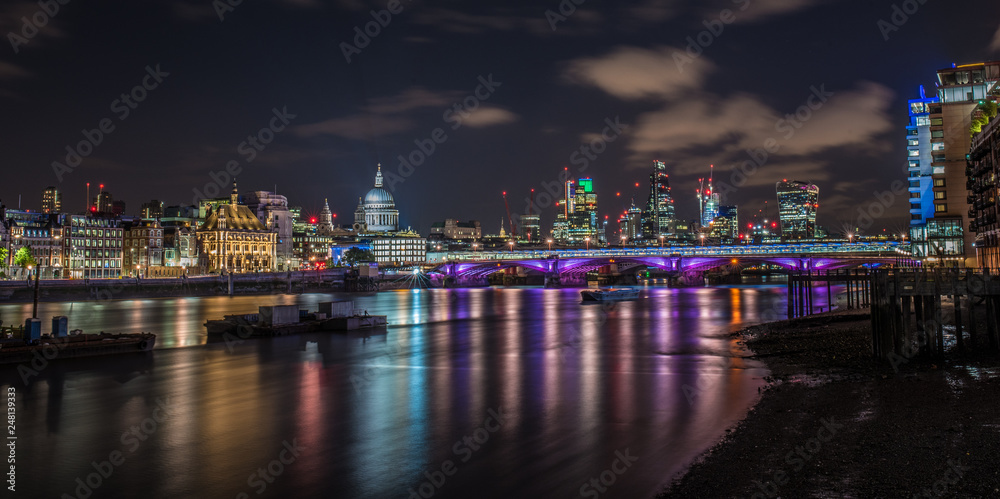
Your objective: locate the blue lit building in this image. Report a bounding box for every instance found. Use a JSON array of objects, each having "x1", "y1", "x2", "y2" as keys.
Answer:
[{"x1": 906, "y1": 87, "x2": 938, "y2": 228}]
